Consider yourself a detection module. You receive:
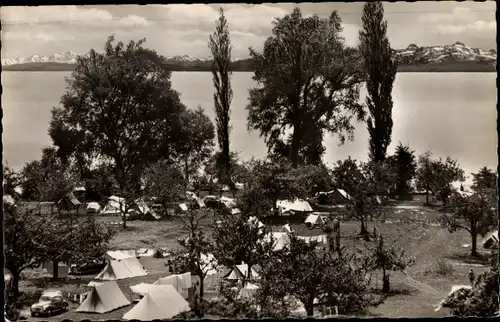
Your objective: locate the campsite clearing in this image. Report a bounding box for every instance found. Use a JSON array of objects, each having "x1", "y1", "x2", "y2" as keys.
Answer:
[{"x1": 15, "y1": 202, "x2": 492, "y2": 319}]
